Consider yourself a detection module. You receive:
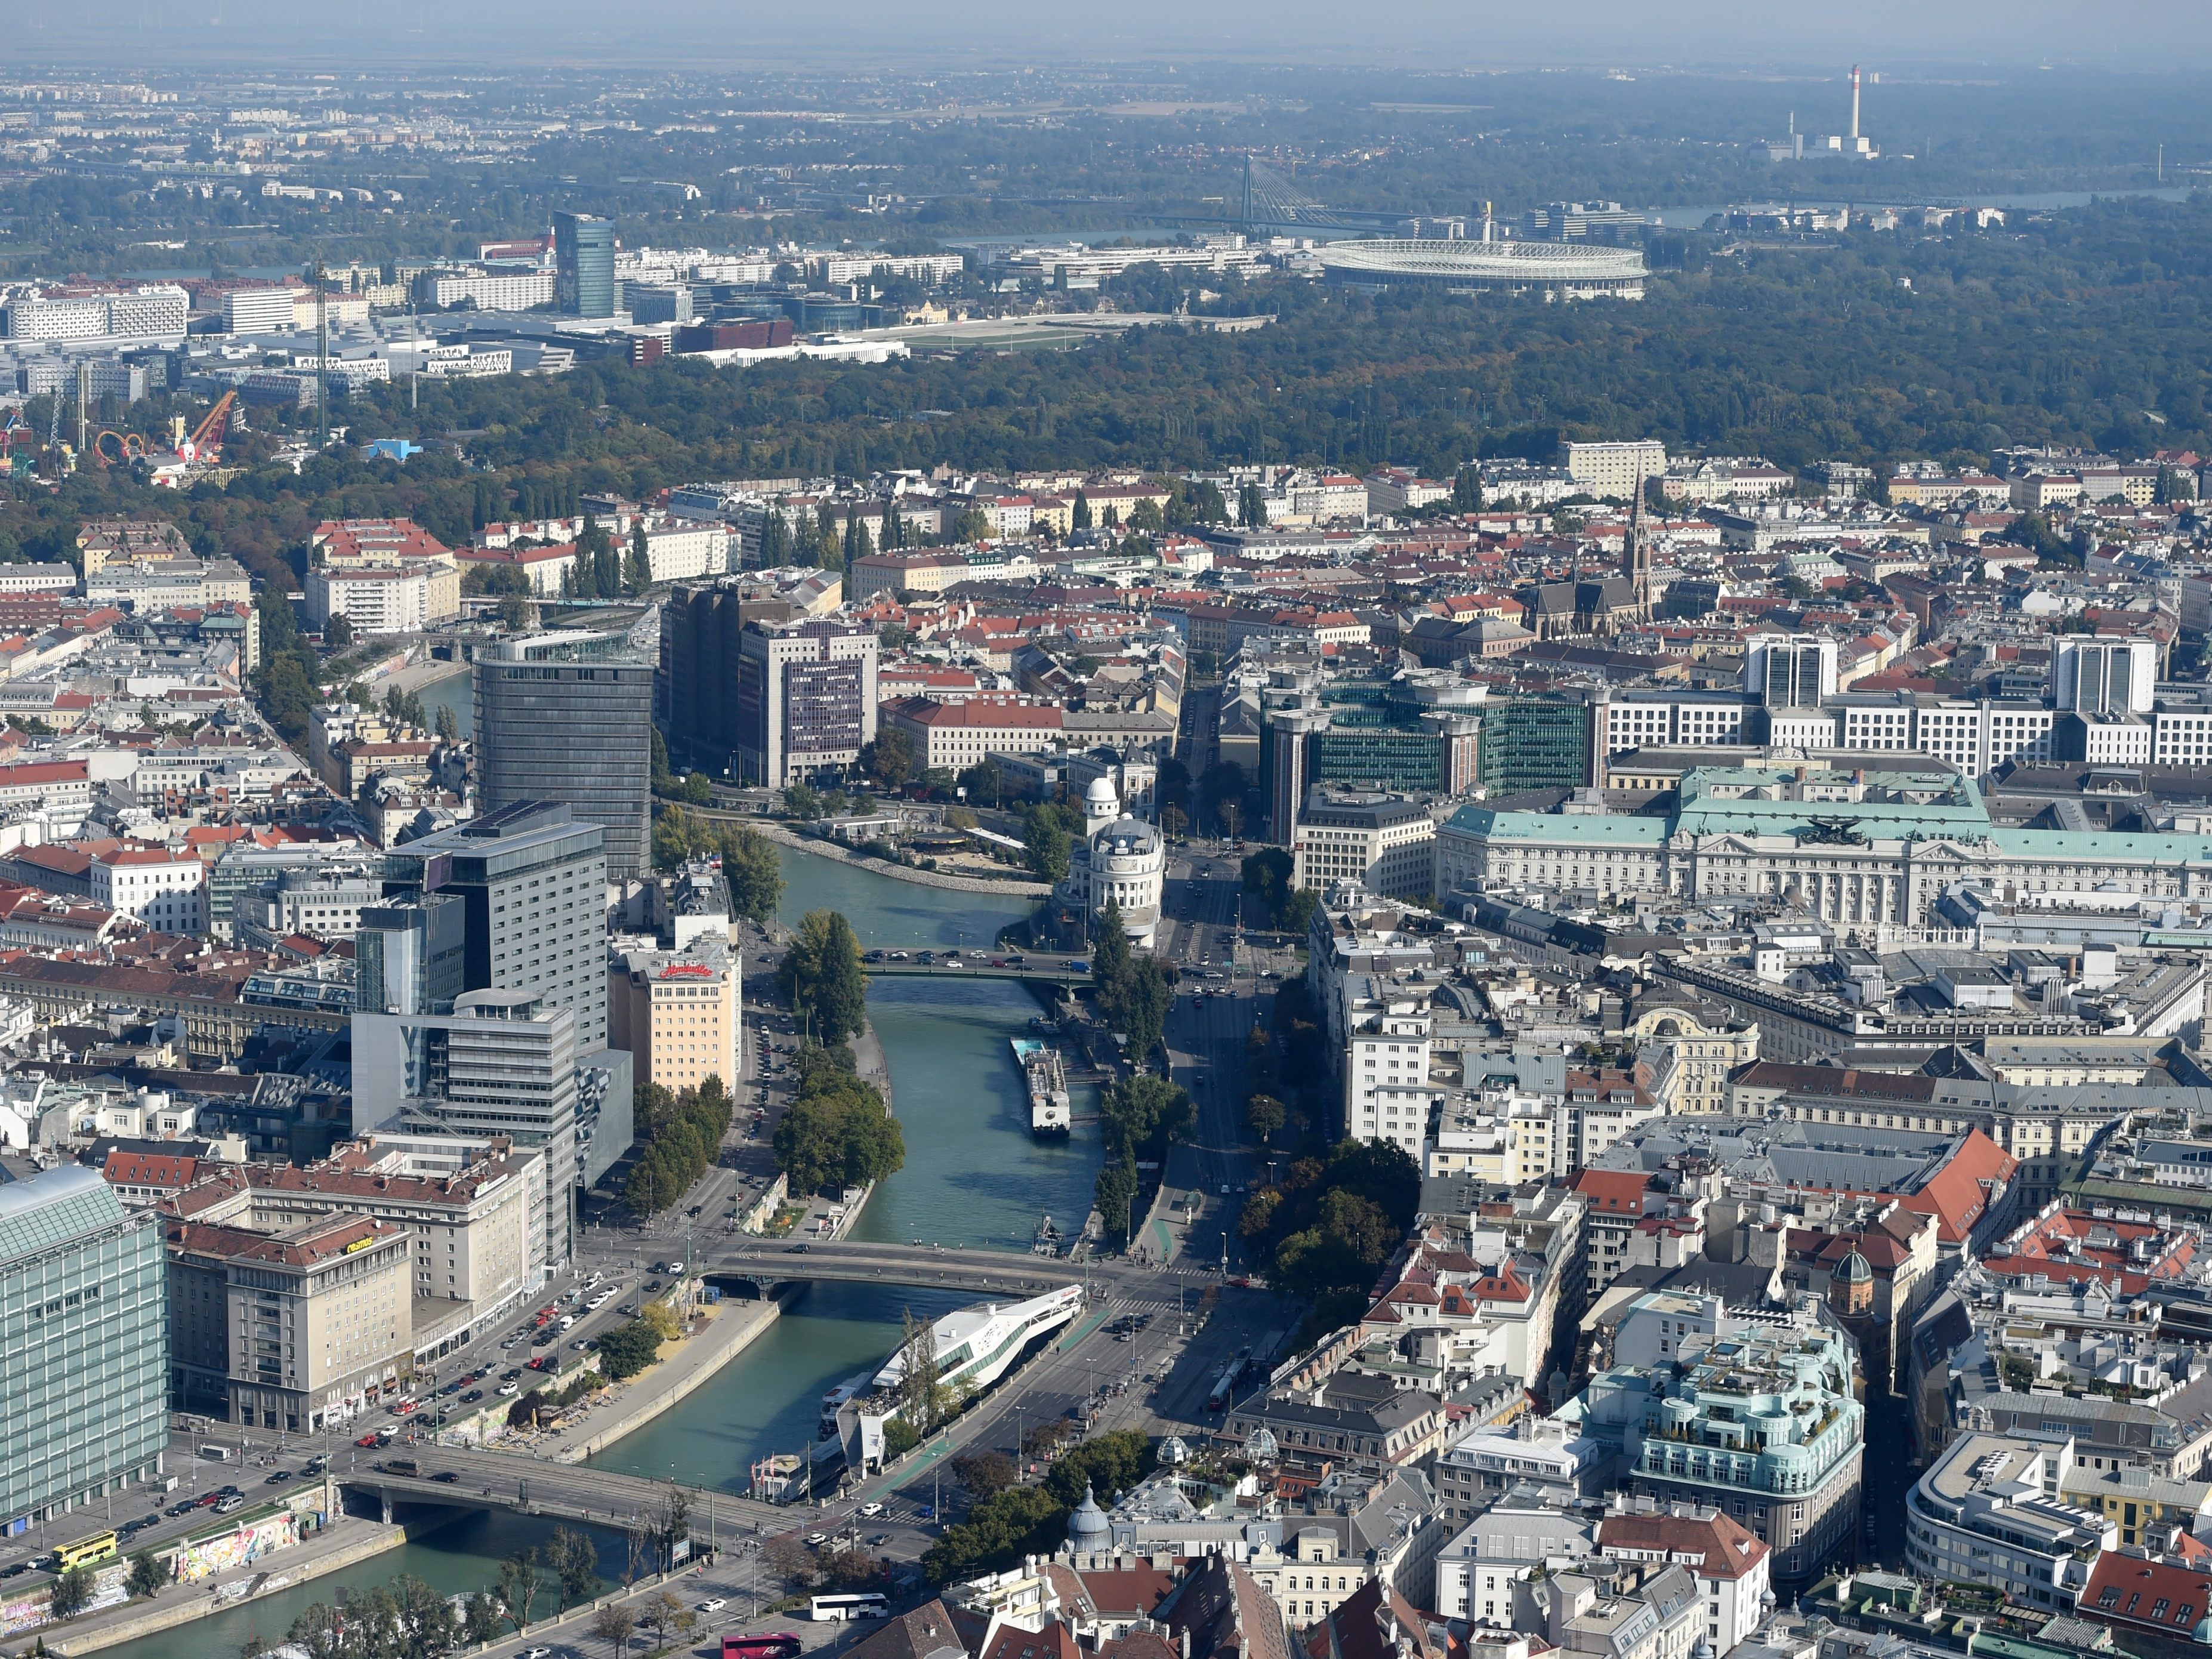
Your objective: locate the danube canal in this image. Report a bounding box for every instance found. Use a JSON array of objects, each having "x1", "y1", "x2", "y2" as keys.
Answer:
[
  {"x1": 581, "y1": 844, "x2": 1106, "y2": 1484},
  {"x1": 97, "y1": 844, "x2": 1102, "y2": 1659}
]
